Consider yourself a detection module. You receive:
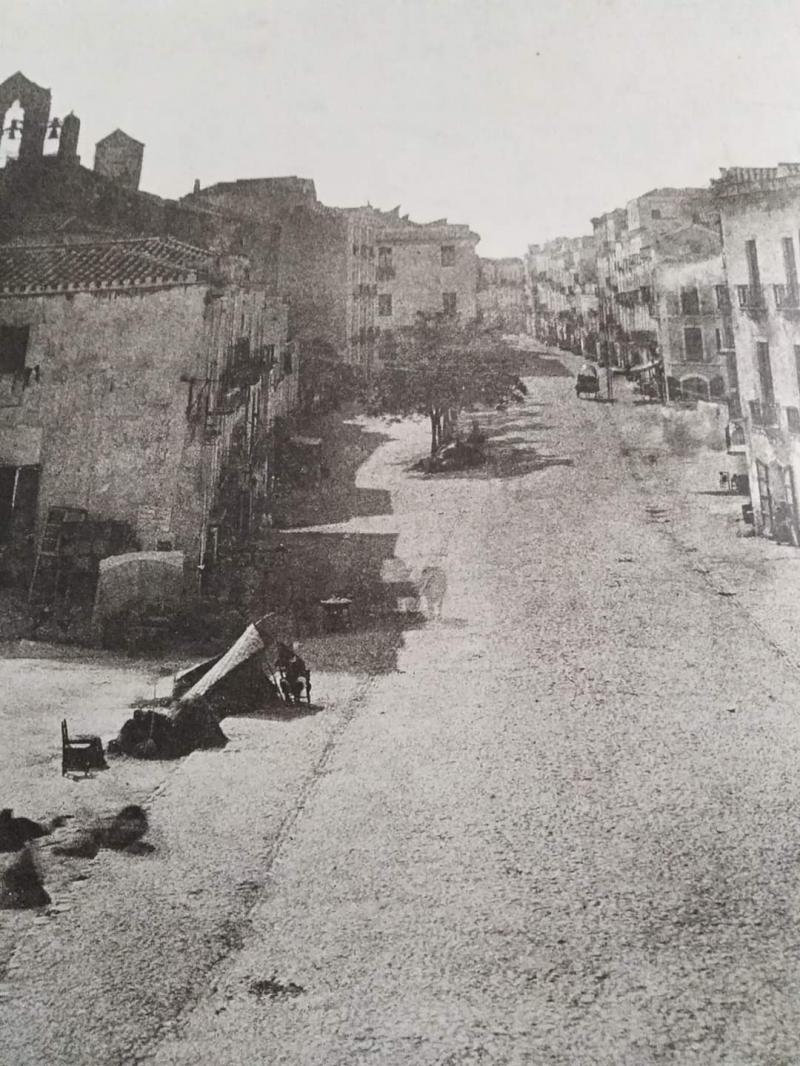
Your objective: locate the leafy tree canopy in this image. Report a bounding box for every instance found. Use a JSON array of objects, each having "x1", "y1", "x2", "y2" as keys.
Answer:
[{"x1": 370, "y1": 314, "x2": 528, "y2": 453}]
